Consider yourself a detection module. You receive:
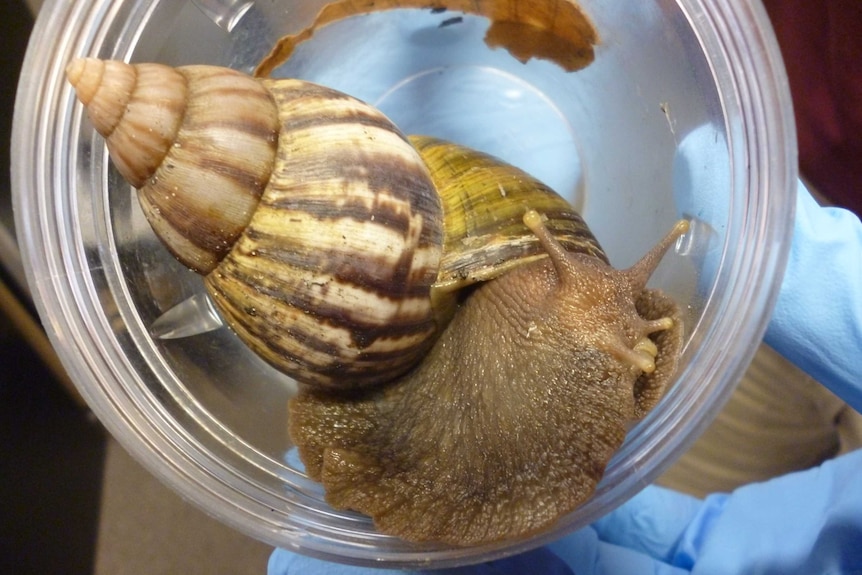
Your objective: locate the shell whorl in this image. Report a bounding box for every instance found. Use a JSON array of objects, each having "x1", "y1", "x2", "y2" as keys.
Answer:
[
  {"x1": 67, "y1": 58, "x2": 280, "y2": 274},
  {"x1": 411, "y1": 135, "x2": 606, "y2": 294}
]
